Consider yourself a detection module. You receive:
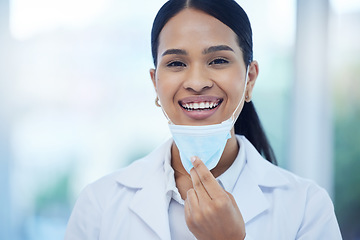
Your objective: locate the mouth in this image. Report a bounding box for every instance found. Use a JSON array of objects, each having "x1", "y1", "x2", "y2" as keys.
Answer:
[
  {"x1": 178, "y1": 96, "x2": 223, "y2": 111},
  {"x1": 180, "y1": 100, "x2": 222, "y2": 111}
]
